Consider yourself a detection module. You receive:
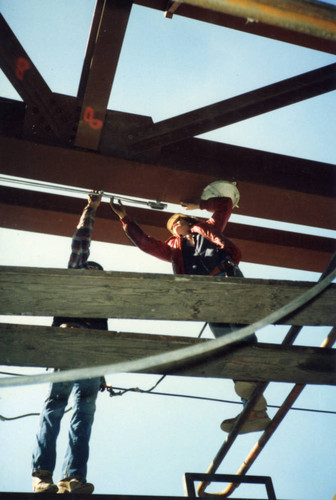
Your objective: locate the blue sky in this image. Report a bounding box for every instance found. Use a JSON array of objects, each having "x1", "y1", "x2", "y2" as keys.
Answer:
[{"x1": 0, "y1": 0, "x2": 336, "y2": 498}]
